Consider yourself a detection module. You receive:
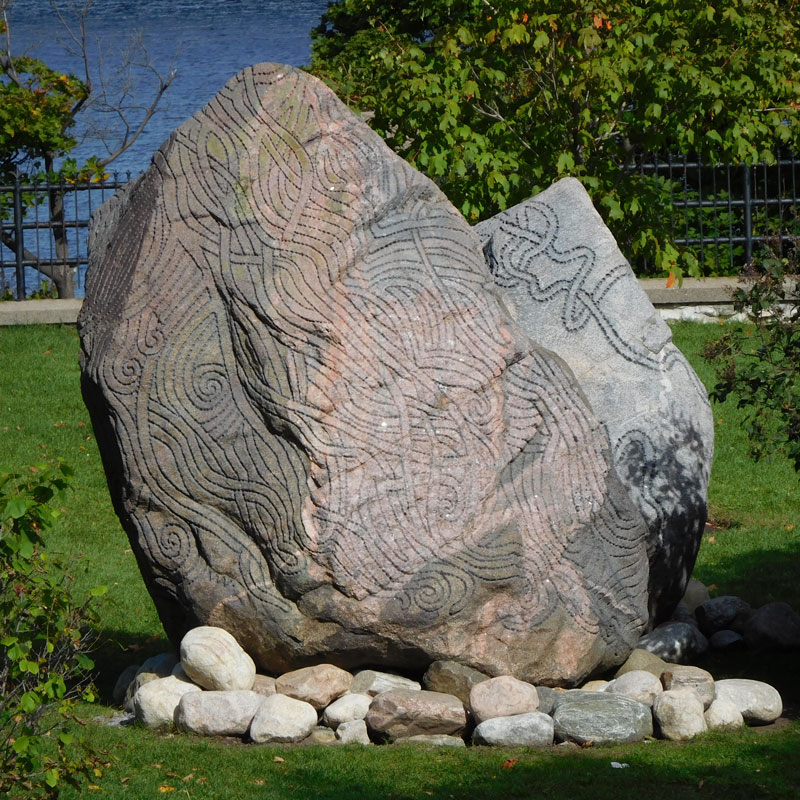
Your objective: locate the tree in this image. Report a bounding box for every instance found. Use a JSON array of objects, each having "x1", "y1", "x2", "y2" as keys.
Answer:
[
  {"x1": 0, "y1": 0, "x2": 175, "y2": 298},
  {"x1": 310, "y1": 0, "x2": 800, "y2": 277}
]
